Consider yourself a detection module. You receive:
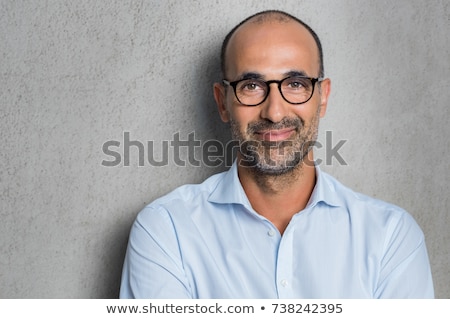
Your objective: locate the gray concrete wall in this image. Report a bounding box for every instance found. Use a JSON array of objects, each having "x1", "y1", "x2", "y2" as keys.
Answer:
[{"x1": 1, "y1": 0, "x2": 448, "y2": 298}]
